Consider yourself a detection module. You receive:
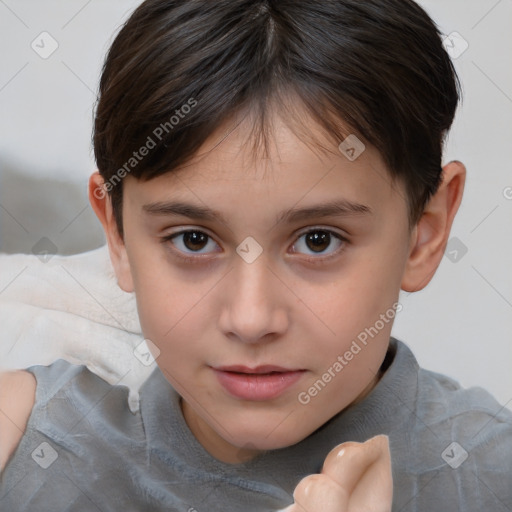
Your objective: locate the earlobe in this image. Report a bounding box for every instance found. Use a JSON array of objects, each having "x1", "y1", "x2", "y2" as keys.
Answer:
[
  {"x1": 88, "y1": 172, "x2": 134, "y2": 293},
  {"x1": 401, "y1": 161, "x2": 466, "y2": 292}
]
